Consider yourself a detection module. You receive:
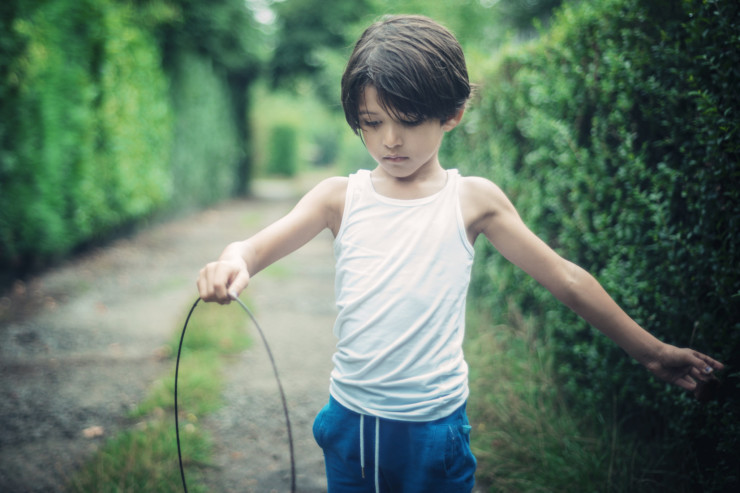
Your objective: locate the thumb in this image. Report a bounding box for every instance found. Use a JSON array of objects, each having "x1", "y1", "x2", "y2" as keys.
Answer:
[{"x1": 228, "y1": 270, "x2": 250, "y2": 300}]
